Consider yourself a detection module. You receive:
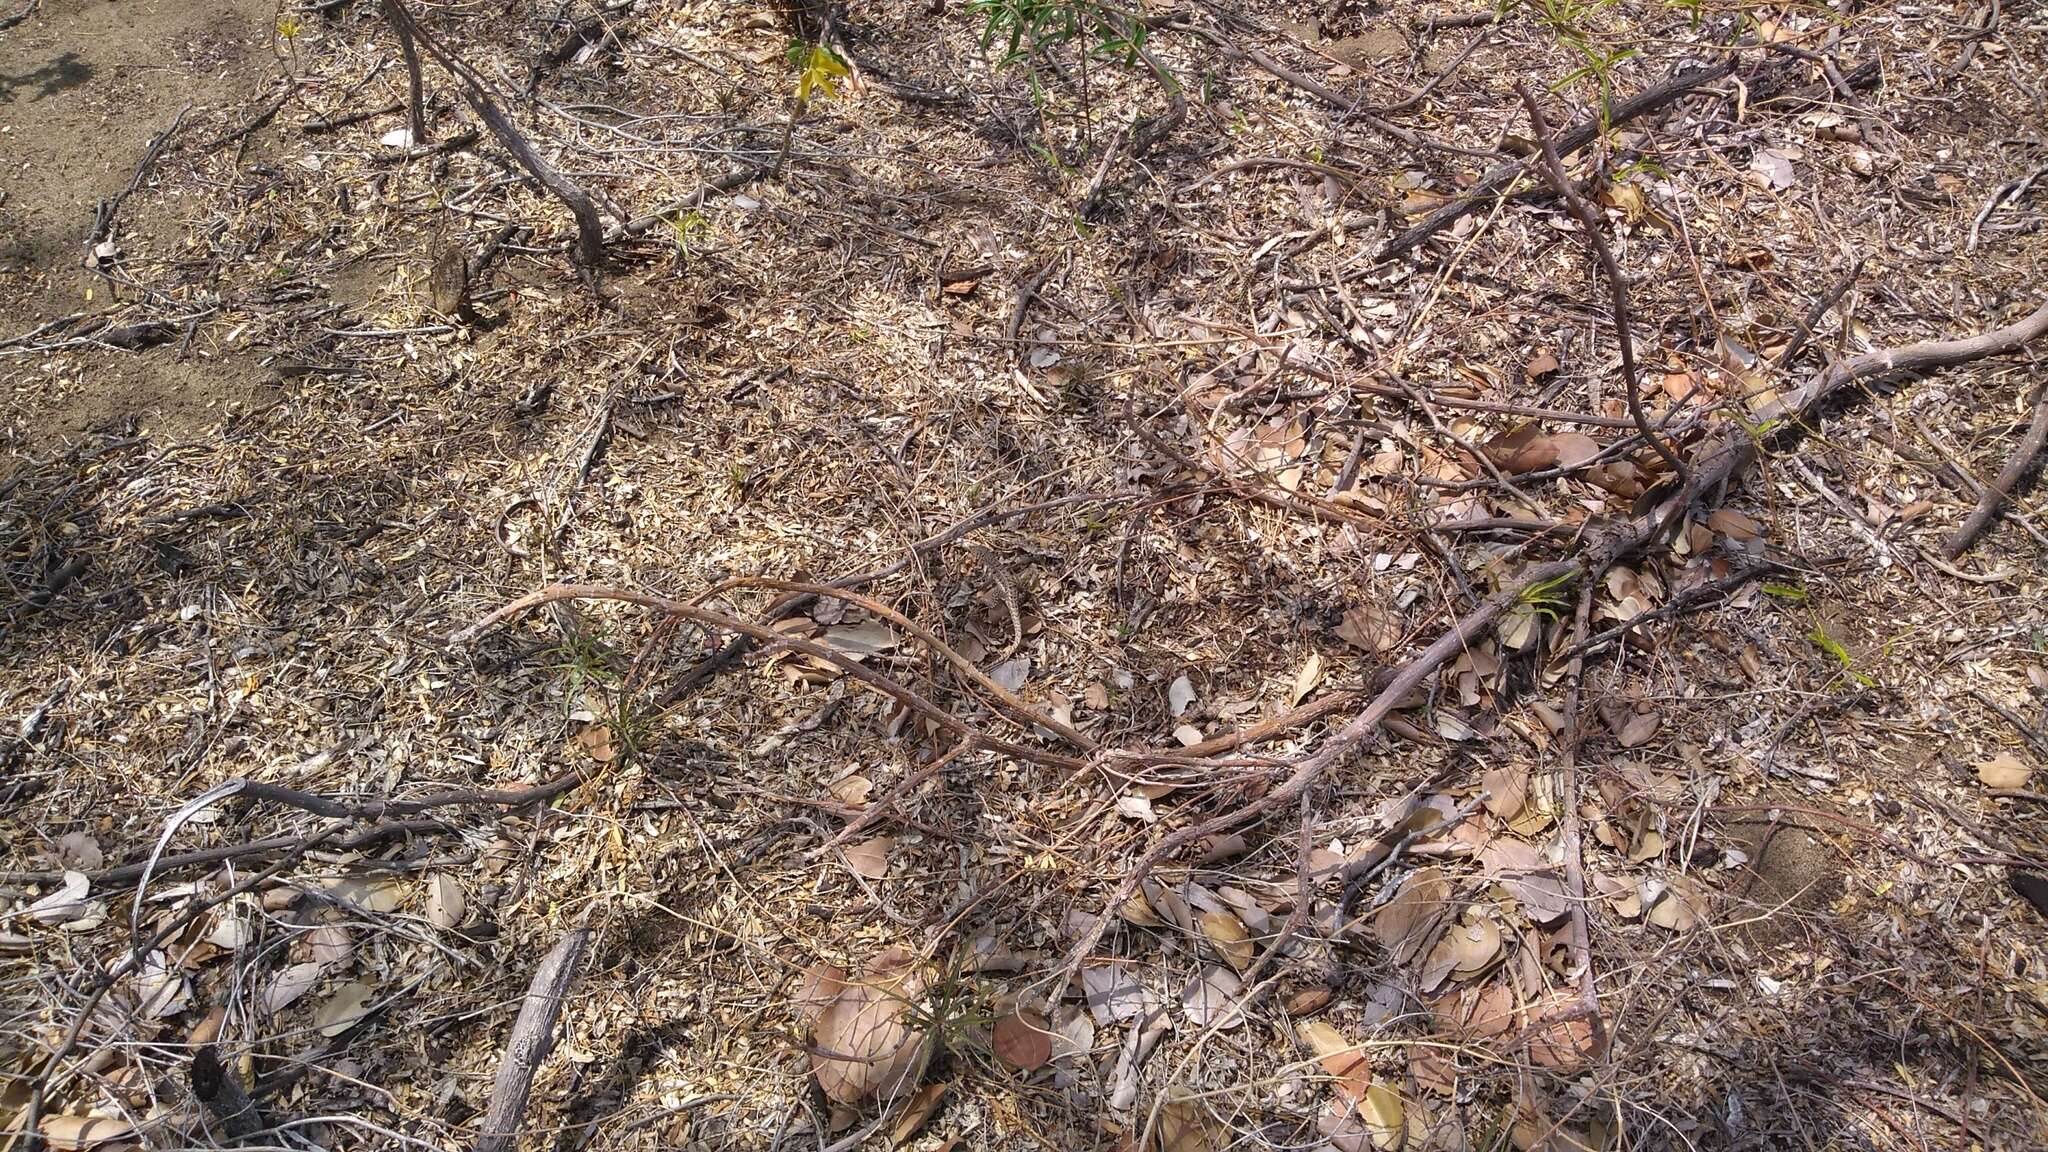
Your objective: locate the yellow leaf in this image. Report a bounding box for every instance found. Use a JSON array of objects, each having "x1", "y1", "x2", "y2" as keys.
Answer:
[{"x1": 1976, "y1": 752, "x2": 2031, "y2": 789}]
